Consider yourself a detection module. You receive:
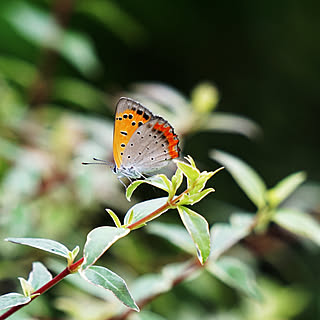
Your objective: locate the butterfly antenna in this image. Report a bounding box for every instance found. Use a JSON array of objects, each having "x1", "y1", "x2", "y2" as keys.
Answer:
[{"x1": 82, "y1": 158, "x2": 113, "y2": 168}]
